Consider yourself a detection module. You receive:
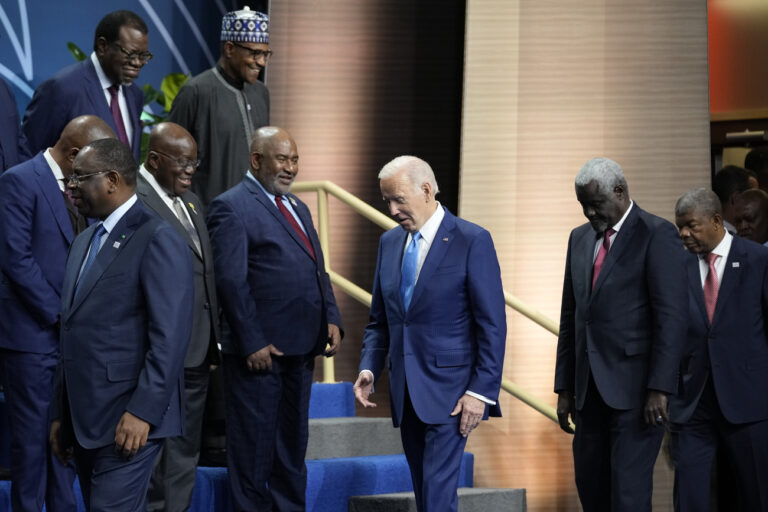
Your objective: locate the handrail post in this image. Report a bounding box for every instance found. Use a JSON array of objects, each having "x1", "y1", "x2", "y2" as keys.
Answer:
[{"x1": 316, "y1": 186, "x2": 335, "y2": 383}]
